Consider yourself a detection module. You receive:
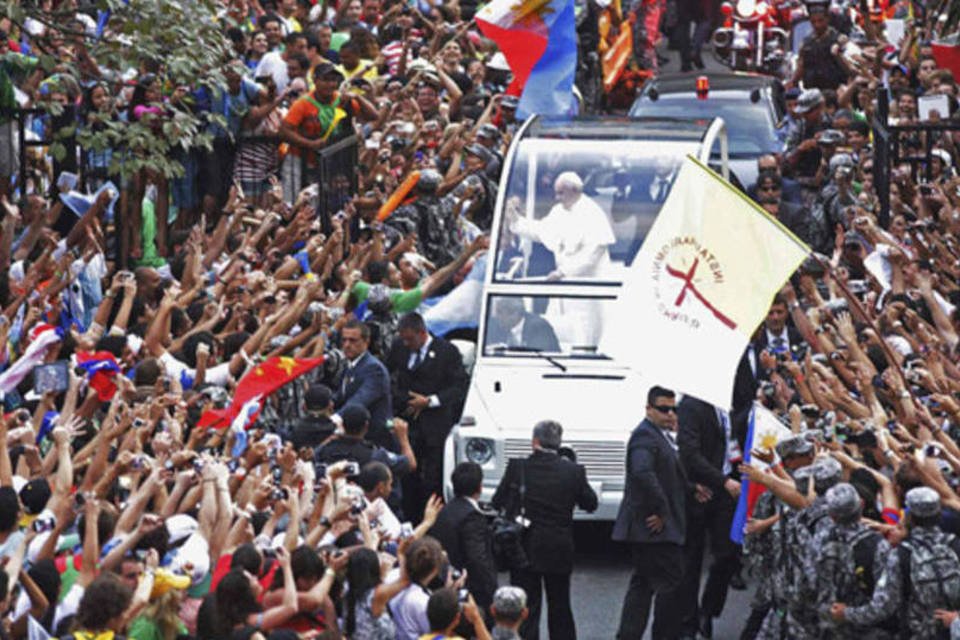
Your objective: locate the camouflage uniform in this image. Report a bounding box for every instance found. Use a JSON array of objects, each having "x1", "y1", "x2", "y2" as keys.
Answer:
[
  {"x1": 813, "y1": 484, "x2": 892, "y2": 640},
  {"x1": 844, "y1": 487, "x2": 960, "y2": 639},
  {"x1": 387, "y1": 194, "x2": 461, "y2": 268}
]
